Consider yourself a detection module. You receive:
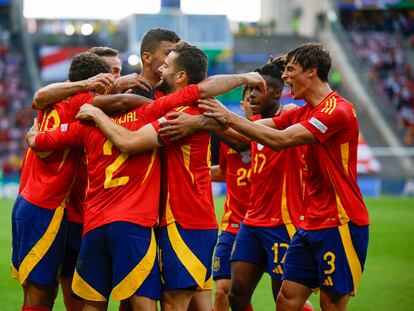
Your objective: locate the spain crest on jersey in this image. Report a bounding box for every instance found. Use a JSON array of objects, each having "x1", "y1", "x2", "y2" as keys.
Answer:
[{"x1": 213, "y1": 256, "x2": 221, "y2": 272}]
